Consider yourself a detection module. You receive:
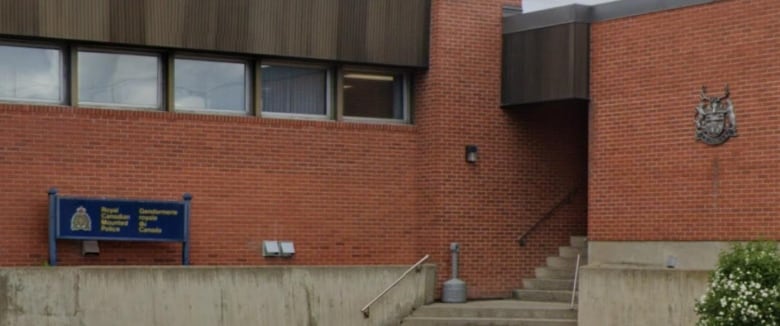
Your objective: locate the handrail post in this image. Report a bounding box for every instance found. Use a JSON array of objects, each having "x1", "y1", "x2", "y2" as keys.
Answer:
[
  {"x1": 570, "y1": 253, "x2": 581, "y2": 310},
  {"x1": 360, "y1": 254, "x2": 430, "y2": 318}
]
